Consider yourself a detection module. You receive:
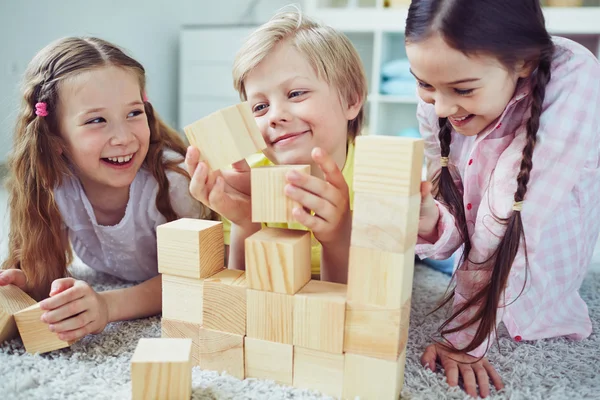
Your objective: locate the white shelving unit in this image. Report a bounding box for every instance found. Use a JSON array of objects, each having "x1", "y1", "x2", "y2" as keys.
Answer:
[{"x1": 305, "y1": 0, "x2": 600, "y2": 136}]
